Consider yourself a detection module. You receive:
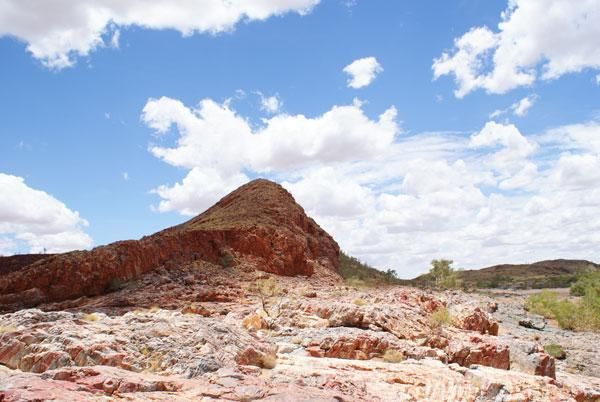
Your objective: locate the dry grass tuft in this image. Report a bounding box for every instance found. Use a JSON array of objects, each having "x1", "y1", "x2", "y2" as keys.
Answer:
[{"x1": 383, "y1": 349, "x2": 404, "y2": 363}]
